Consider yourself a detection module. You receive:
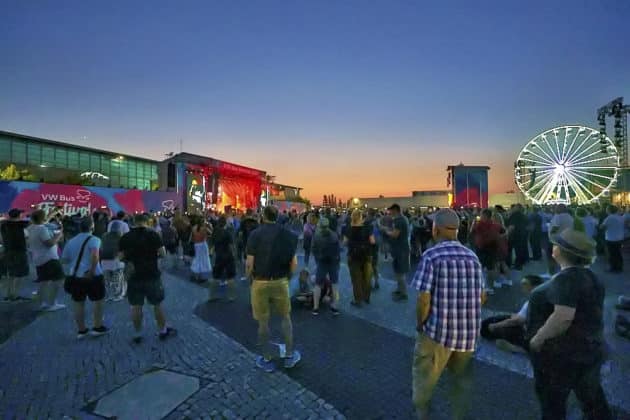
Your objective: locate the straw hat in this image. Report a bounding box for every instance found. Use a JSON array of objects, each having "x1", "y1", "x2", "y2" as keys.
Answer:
[{"x1": 550, "y1": 228, "x2": 596, "y2": 259}]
